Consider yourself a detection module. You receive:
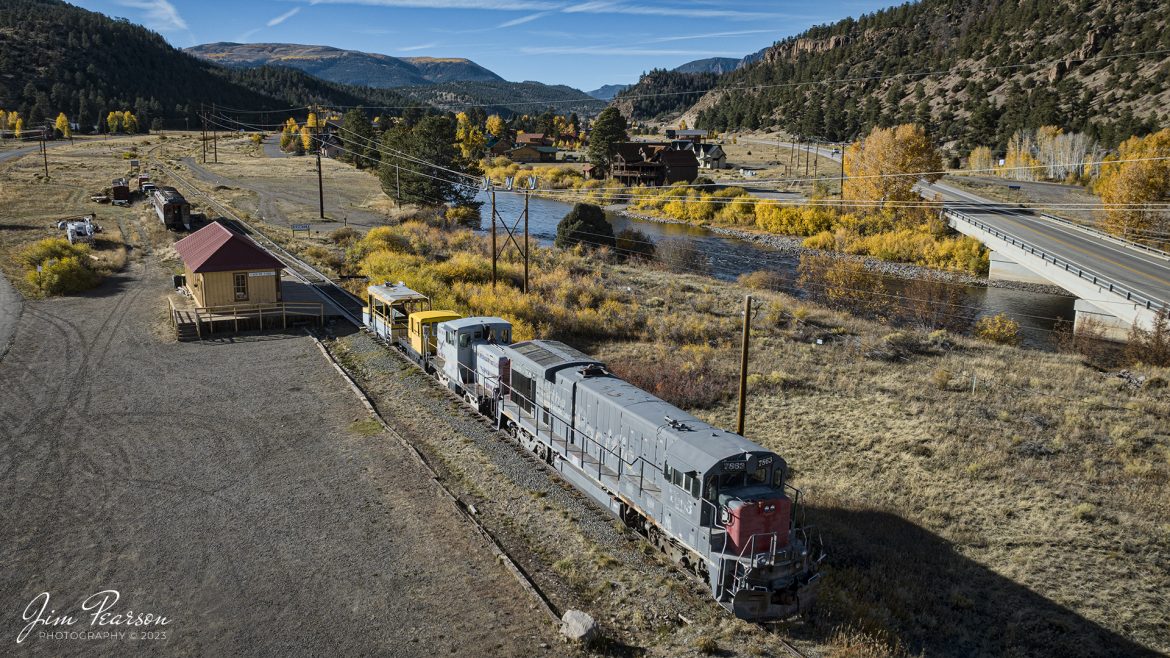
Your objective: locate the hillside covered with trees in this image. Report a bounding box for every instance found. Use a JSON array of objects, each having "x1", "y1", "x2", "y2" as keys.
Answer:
[
  {"x1": 694, "y1": 0, "x2": 1170, "y2": 149},
  {"x1": 612, "y1": 69, "x2": 718, "y2": 121},
  {"x1": 0, "y1": 0, "x2": 420, "y2": 132}
]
